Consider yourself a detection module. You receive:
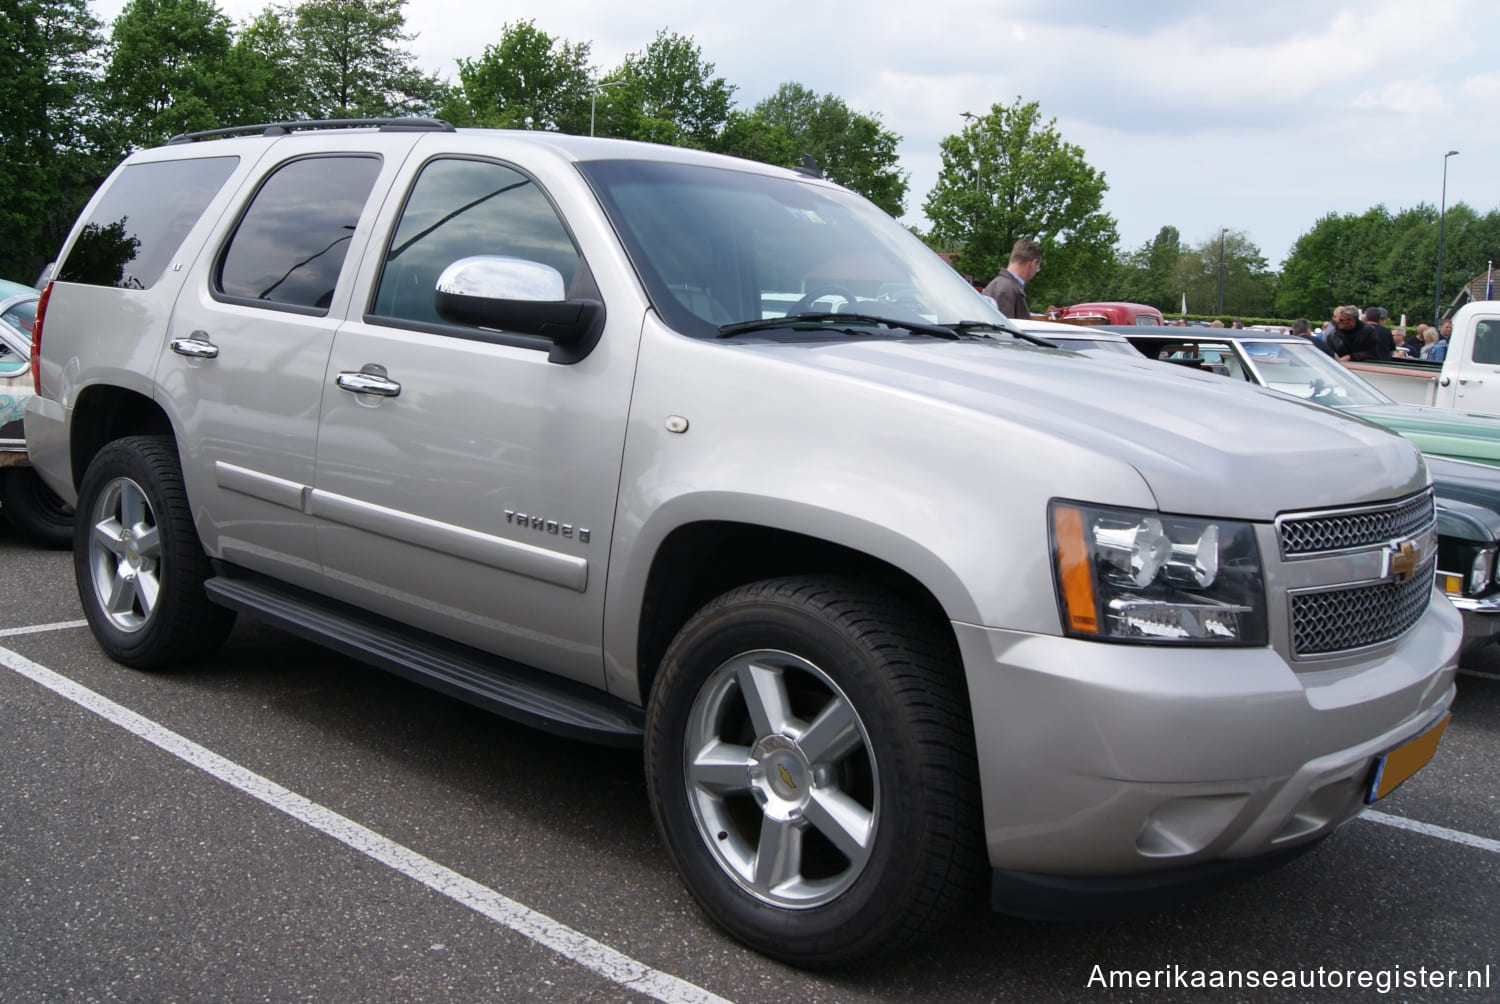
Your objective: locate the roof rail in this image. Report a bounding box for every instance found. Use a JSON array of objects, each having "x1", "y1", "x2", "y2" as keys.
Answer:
[{"x1": 166, "y1": 118, "x2": 456, "y2": 145}]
